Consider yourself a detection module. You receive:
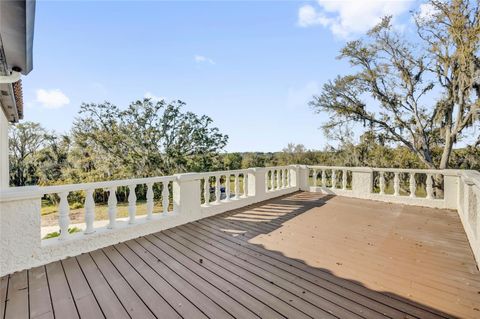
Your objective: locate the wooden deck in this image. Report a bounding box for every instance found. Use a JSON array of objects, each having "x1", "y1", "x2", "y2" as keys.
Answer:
[{"x1": 1, "y1": 192, "x2": 480, "y2": 319}]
